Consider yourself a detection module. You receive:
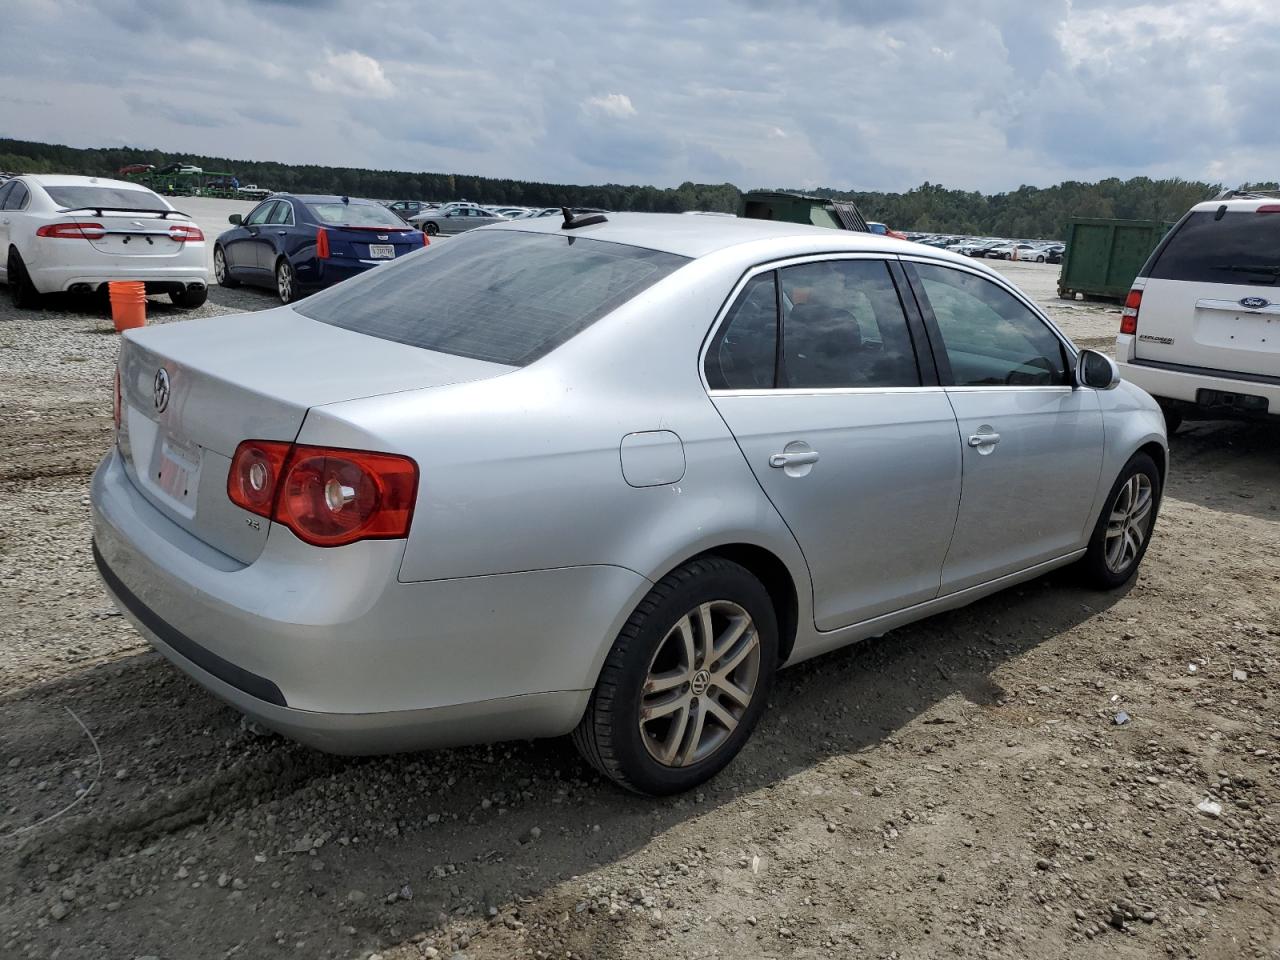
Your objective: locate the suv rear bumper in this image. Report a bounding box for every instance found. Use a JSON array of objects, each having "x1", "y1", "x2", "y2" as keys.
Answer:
[{"x1": 1117, "y1": 355, "x2": 1280, "y2": 418}]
